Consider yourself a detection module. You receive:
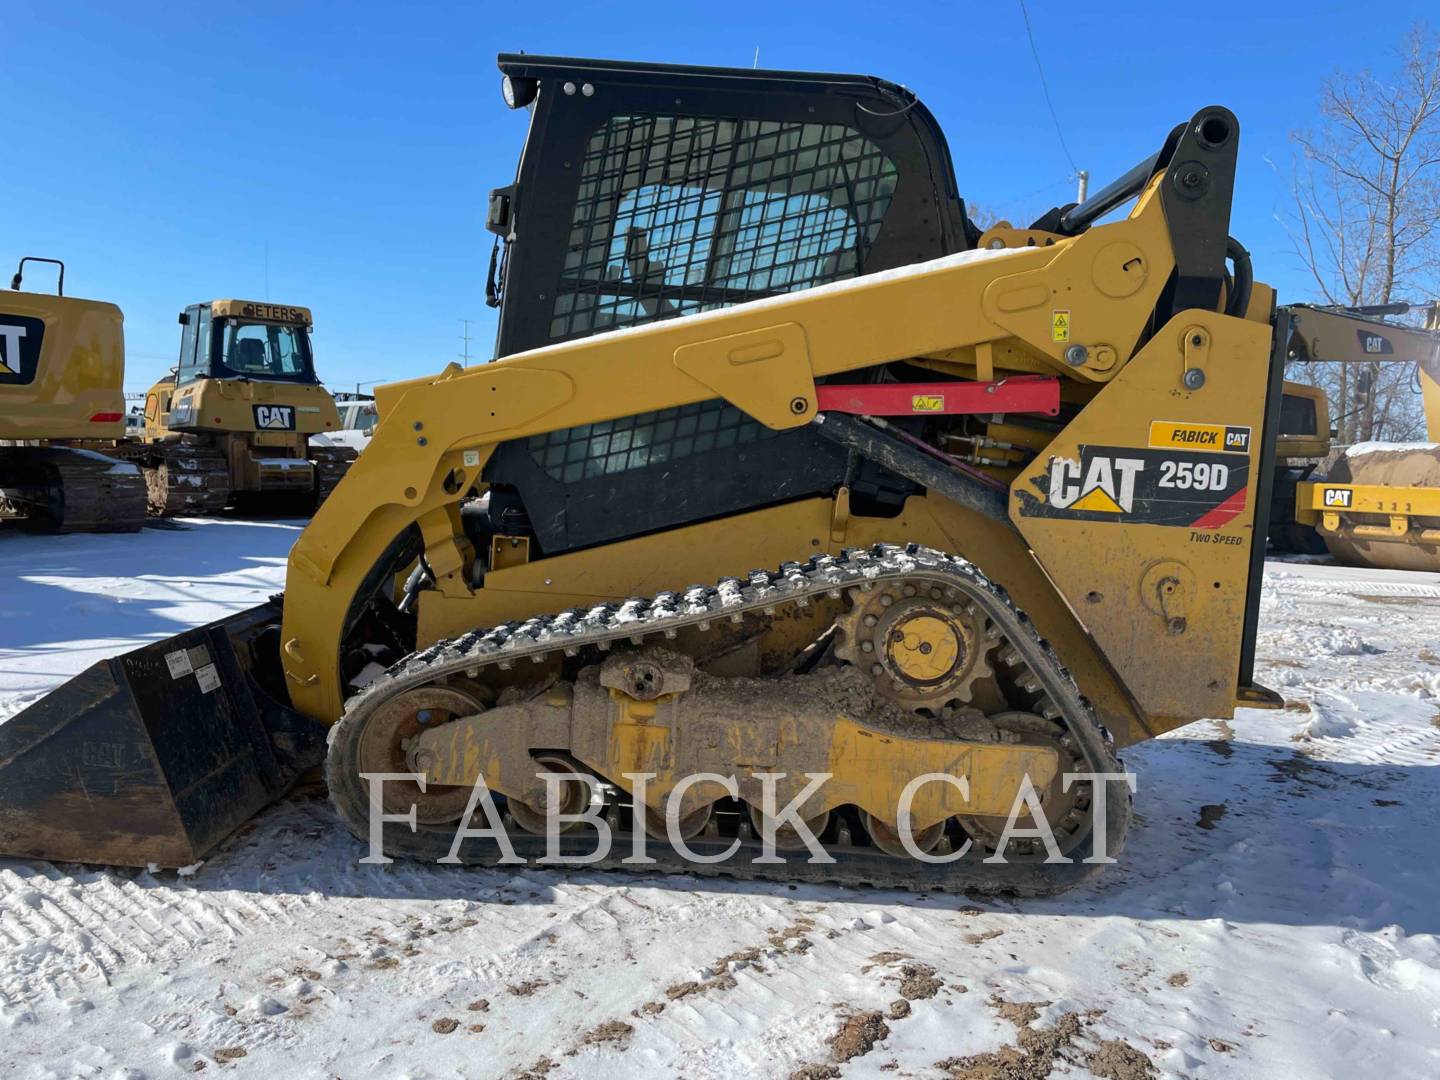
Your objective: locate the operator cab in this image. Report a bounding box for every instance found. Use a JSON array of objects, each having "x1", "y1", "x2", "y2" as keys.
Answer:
[{"x1": 175, "y1": 300, "x2": 319, "y2": 385}]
